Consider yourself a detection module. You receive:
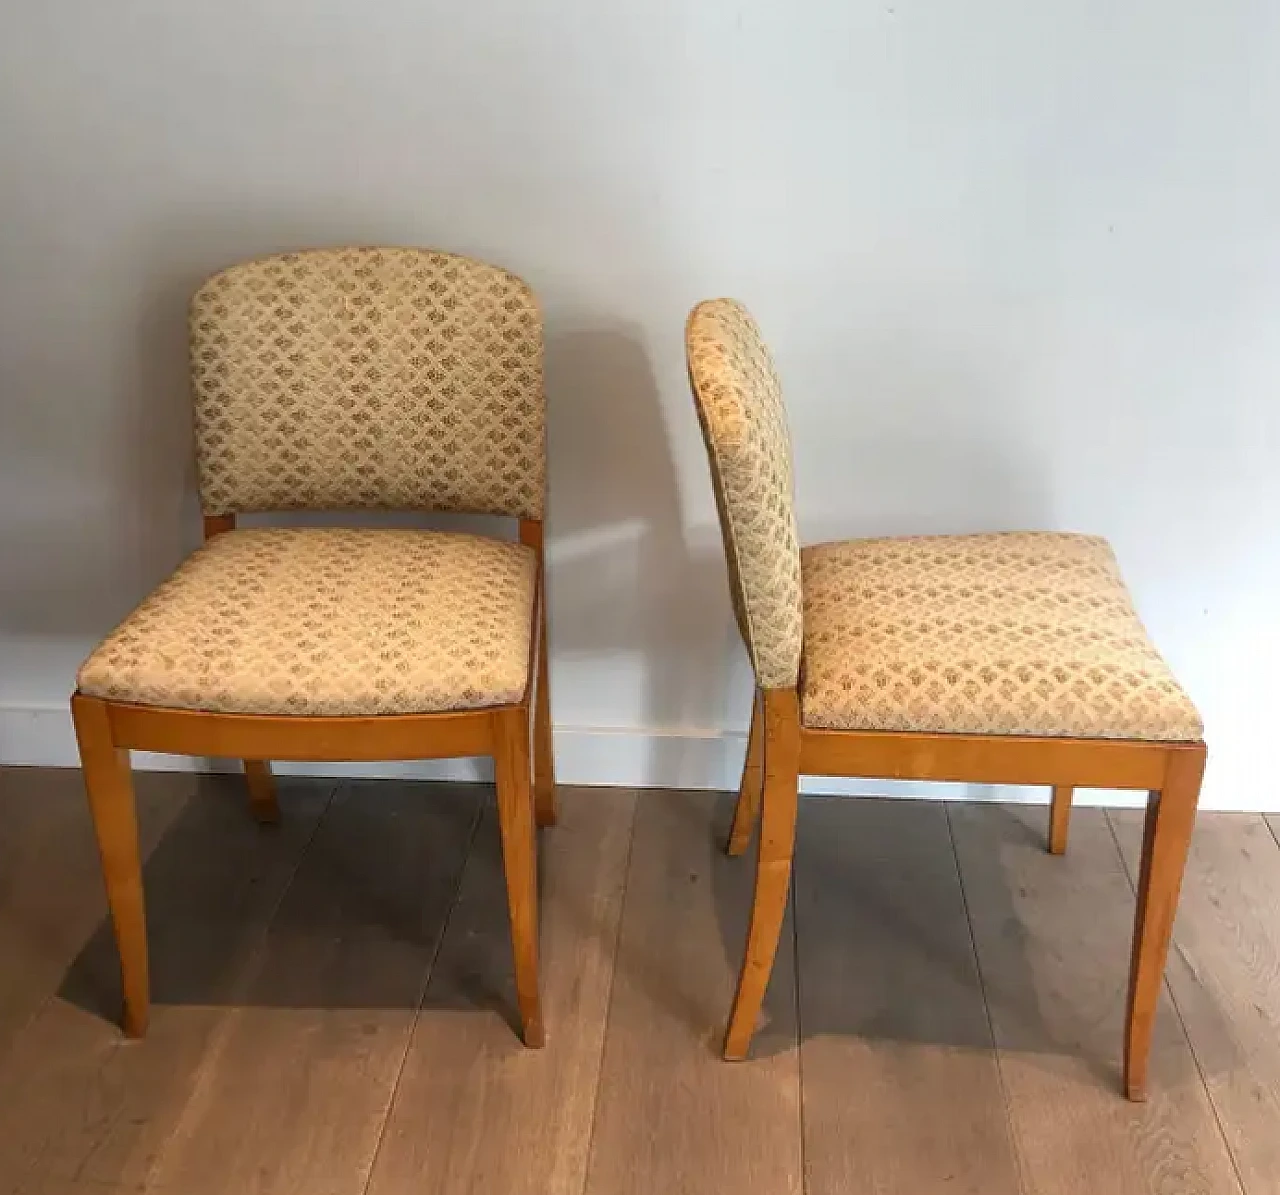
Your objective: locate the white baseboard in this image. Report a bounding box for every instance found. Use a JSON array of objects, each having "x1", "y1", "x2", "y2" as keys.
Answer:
[{"x1": 0, "y1": 703, "x2": 1253, "y2": 811}]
